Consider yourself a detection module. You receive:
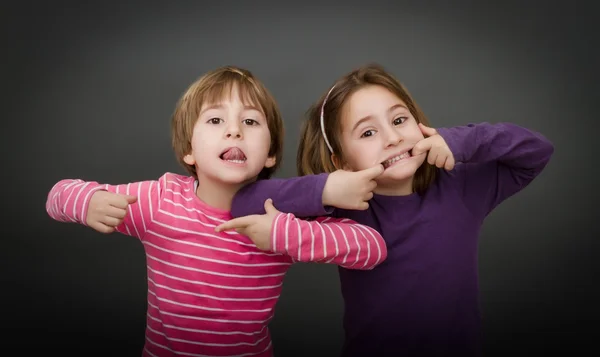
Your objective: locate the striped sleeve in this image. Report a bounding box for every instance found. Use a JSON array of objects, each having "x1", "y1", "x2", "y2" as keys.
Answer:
[
  {"x1": 270, "y1": 213, "x2": 387, "y2": 270},
  {"x1": 45, "y1": 175, "x2": 165, "y2": 239}
]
